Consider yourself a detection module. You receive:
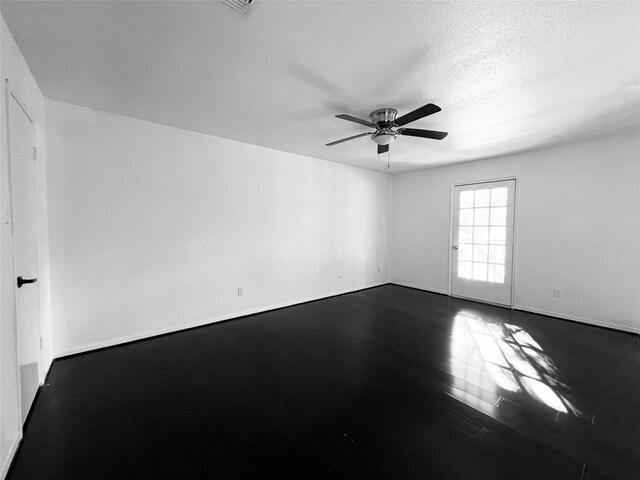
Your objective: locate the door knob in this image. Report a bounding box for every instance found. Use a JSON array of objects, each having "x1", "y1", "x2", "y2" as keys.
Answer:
[
  {"x1": 17, "y1": 276, "x2": 37, "y2": 288},
  {"x1": 452, "y1": 245, "x2": 459, "y2": 250}
]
